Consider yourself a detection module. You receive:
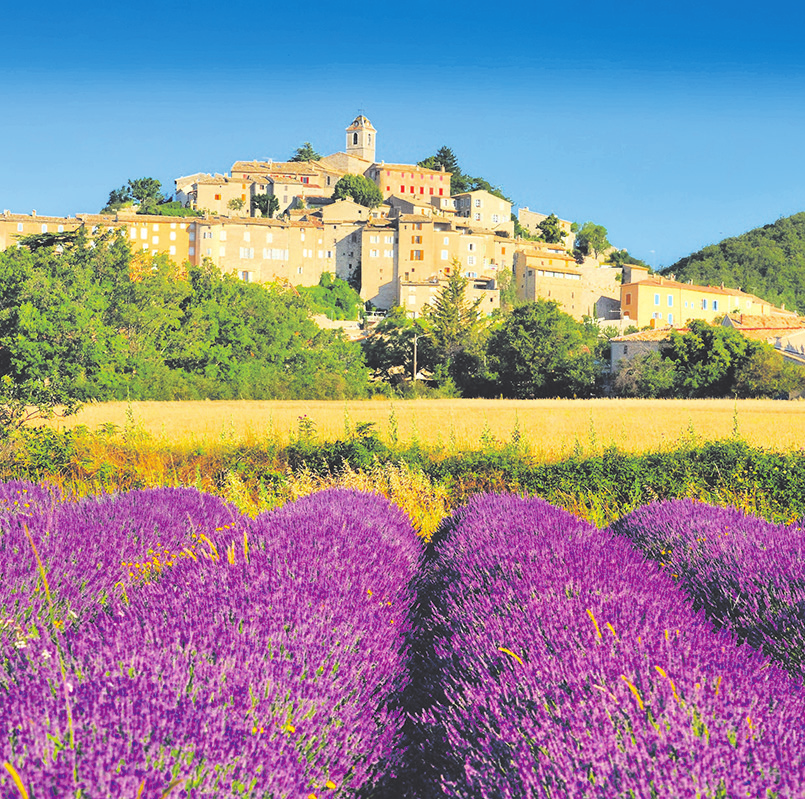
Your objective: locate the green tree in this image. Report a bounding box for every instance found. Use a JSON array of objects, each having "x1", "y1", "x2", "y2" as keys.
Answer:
[
  {"x1": 252, "y1": 193, "x2": 280, "y2": 218},
  {"x1": 361, "y1": 306, "x2": 436, "y2": 383},
  {"x1": 606, "y1": 249, "x2": 649, "y2": 269},
  {"x1": 612, "y1": 351, "x2": 677, "y2": 398},
  {"x1": 496, "y1": 267, "x2": 520, "y2": 312},
  {"x1": 537, "y1": 213, "x2": 567, "y2": 245},
  {"x1": 424, "y1": 267, "x2": 490, "y2": 394},
  {"x1": 733, "y1": 342, "x2": 805, "y2": 398},
  {"x1": 575, "y1": 222, "x2": 610, "y2": 259},
  {"x1": 102, "y1": 177, "x2": 167, "y2": 214},
  {"x1": 665, "y1": 320, "x2": 749, "y2": 397},
  {"x1": 289, "y1": 142, "x2": 322, "y2": 162},
  {"x1": 227, "y1": 198, "x2": 245, "y2": 213},
  {"x1": 487, "y1": 299, "x2": 603, "y2": 398},
  {"x1": 332, "y1": 174, "x2": 383, "y2": 208},
  {"x1": 298, "y1": 273, "x2": 364, "y2": 320}
]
